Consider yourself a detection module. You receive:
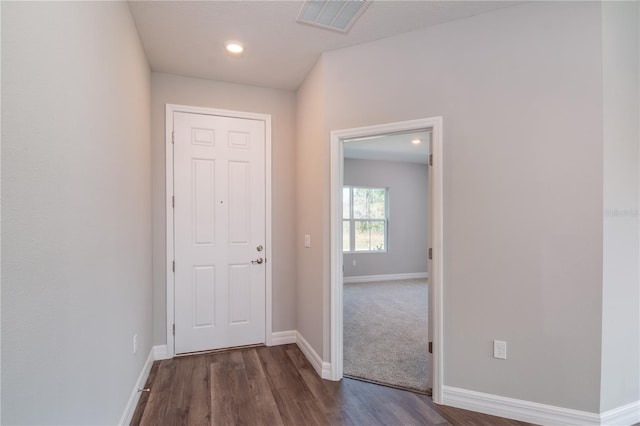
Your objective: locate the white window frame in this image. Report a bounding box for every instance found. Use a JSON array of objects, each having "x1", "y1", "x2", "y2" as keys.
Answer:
[{"x1": 342, "y1": 186, "x2": 388, "y2": 253}]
